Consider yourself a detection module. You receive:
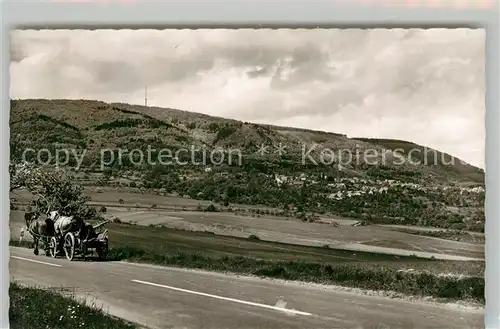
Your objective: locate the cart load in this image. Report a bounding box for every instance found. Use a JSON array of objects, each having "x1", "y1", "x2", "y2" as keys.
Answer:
[{"x1": 48, "y1": 217, "x2": 110, "y2": 261}]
